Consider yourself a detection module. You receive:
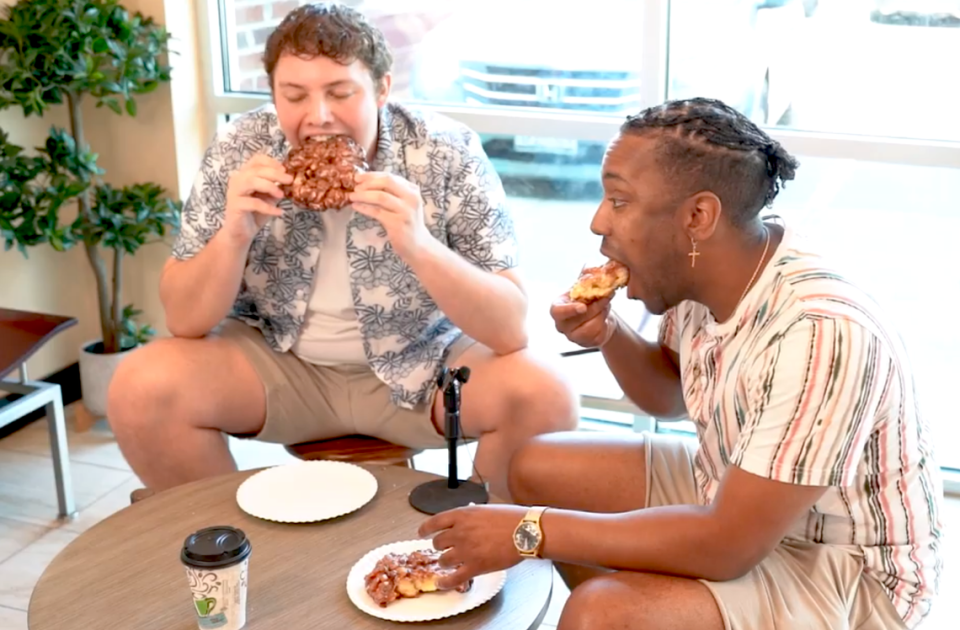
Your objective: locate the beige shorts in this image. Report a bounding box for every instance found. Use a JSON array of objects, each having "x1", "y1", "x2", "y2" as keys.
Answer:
[
  {"x1": 215, "y1": 318, "x2": 474, "y2": 449},
  {"x1": 644, "y1": 433, "x2": 908, "y2": 630}
]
